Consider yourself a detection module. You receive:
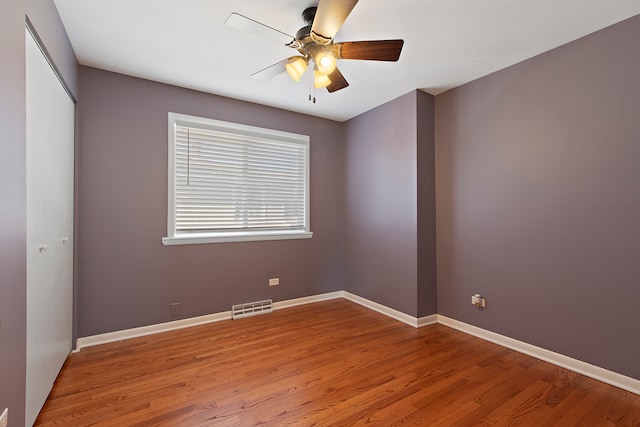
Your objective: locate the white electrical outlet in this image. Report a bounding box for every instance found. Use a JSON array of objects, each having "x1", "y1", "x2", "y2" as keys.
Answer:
[
  {"x1": 472, "y1": 294, "x2": 486, "y2": 308},
  {"x1": 269, "y1": 277, "x2": 279, "y2": 286},
  {"x1": 1, "y1": 408, "x2": 8, "y2": 427}
]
